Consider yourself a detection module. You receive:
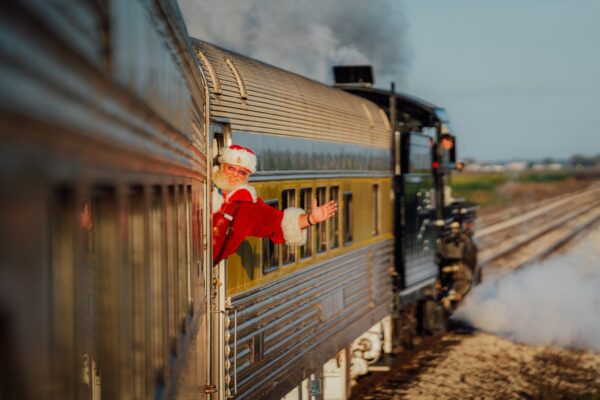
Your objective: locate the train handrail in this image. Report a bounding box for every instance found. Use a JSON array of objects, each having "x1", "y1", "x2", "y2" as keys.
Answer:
[{"x1": 225, "y1": 305, "x2": 238, "y2": 399}]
